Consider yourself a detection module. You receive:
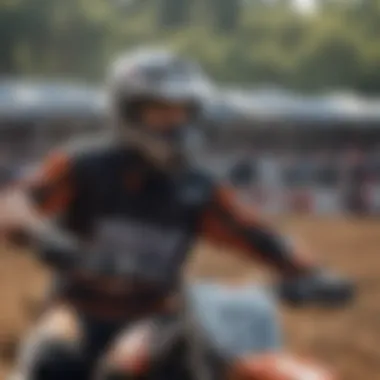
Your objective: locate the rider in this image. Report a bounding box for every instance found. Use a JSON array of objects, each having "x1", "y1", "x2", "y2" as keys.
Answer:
[{"x1": 6, "y1": 48, "x2": 352, "y2": 380}]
